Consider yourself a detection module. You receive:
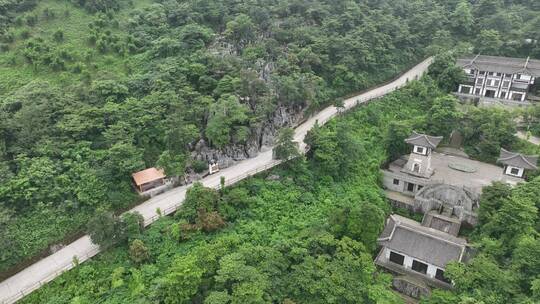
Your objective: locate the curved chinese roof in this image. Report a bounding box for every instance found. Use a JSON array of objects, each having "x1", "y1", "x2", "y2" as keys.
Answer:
[
  {"x1": 405, "y1": 131, "x2": 443, "y2": 149},
  {"x1": 497, "y1": 148, "x2": 538, "y2": 170},
  {"x1": 457, "y1": 55, "x2": 540, "y2": 77}
]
